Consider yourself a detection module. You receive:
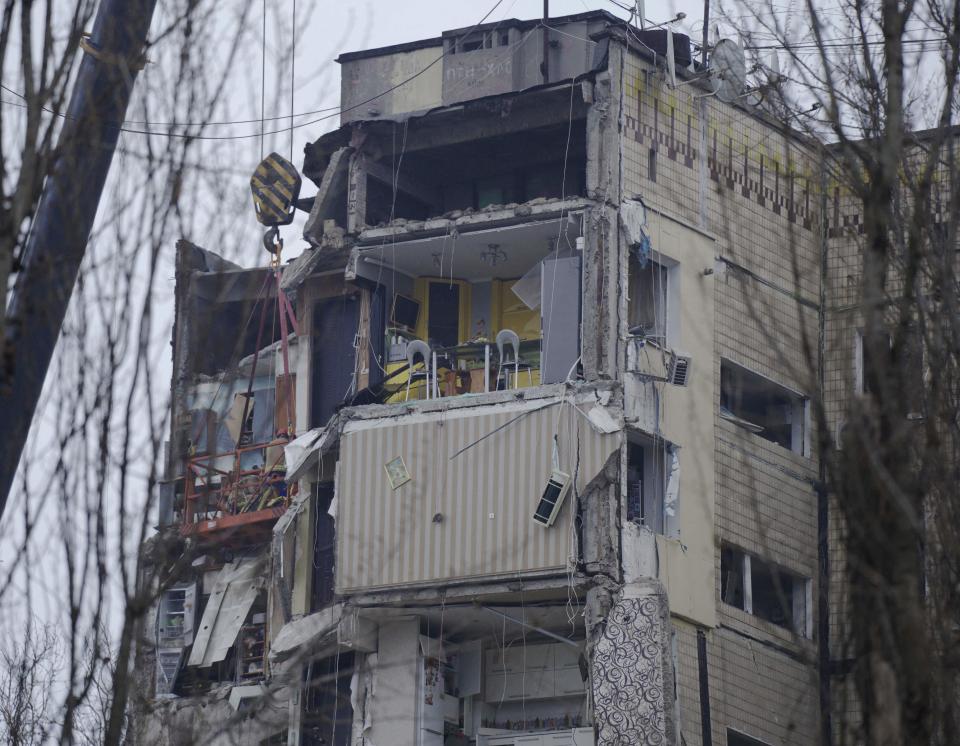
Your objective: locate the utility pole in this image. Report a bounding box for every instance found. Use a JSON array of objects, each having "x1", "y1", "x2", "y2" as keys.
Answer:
[
  {"x1": 0, "y1": 0, "x2": 159, "y2": 519},
  {"x1": 542, "y1": 0, "x2": 549, "y2": 84}
]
